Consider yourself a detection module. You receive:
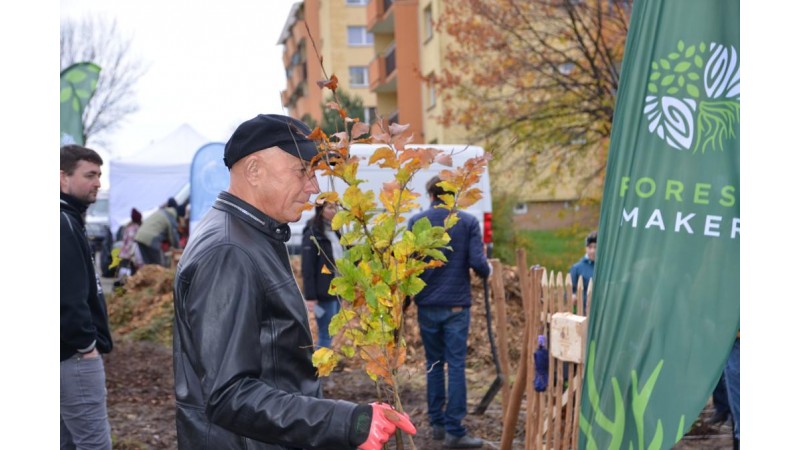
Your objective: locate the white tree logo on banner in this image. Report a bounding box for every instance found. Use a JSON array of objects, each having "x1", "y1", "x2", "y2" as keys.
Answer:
[{"x1": 643, "y1": 41, "x2": 740, "y2": 153}]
